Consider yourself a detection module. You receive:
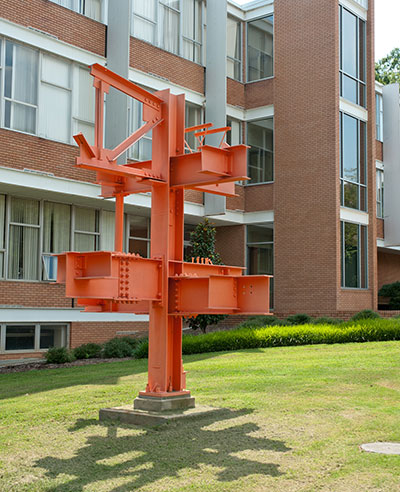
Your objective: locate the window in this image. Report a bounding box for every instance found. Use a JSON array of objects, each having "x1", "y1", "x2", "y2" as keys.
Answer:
[
  {"x1": 49, "y1": 0, "x2": 102, "y2": 22},
  {"x1": 247, "y1": 224, "x2": 274, "y2": 308},
  {"x1": 339, "y1": 6, "x2": 366, "y2": 107},
  {"x1": 341, "y1": 221, "x2": 367, "y2": 288},
  {"x1": 42, "y1": 202, "x2": 71, "y2": 281},
  {"x1": 340, "y1": 112, "x2": 367, "y2": 211},
  {"x1": 128, "y1": 216, "x2": 150, "y2": 257},
  {"x1": 40, "y1": 54, "x2": 72, "y2": 144},
  {"x1": 184, "y1": 223, "x2": 196, "y2": 259},
  {"x1": 185, "y1": 102, "x2": 202, "y2": 150},
  {"x1": 0, "y1": 195, "x2": 5, "y2": 278},
  {"x1": 8, "y1": 197, "x2": 40, "y2": 280},
  {"x1": 132, "y1": 1, "x2": 204, "y2": 64},
  {"x1": 247, "y1": 15, "x2": 274, "y2": 82},
  {"x1": 1, "y1": 324, "x2": 68, "y2": 353},
  {"x1": 74, "y1": 207, "x2": 100, "y2": 252},
  {"x1": 100, "y1": 210, "x2": 115, "y2": 251},
  {"x1": 4, "y1": 40, "x2": 39, "y2": 134},
  {"x1": 129, "y1": 97, "x2": 153, "y2": 161},
  {"x1": 227, "y1": 17, "x2": 242, "y2": 81},
  {"x1": 247, "y1": 118, "x2": 274, "y2": 184},
  {"x1": 376, "y1": 93, "x2": 383, "y2": 142},
  {"x1": 1, "y1": 38, "x2": 95, "y2": 146},
  {"x1": 376, "y1": 168, "x2": 384, "y2": 218},
  {"x1": 226, "y1": 118, "x2": 242, "y2": 146}
]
